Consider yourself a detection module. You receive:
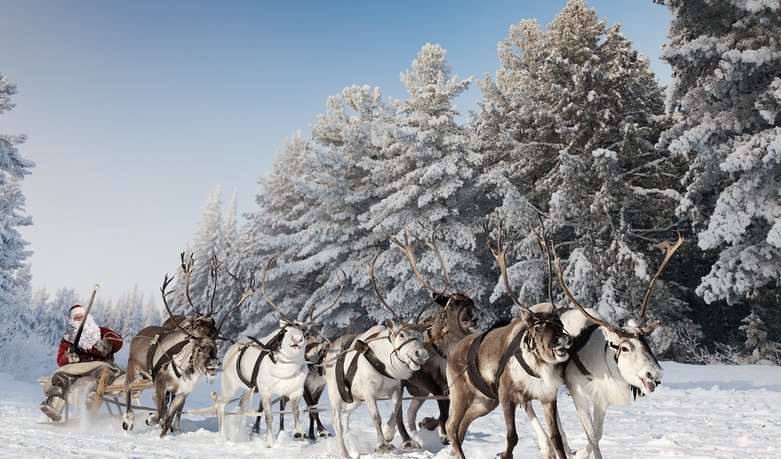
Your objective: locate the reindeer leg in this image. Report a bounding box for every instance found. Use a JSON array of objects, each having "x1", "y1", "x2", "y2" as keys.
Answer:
[
  {"x1": 160, "y1": 394, "x2": 186, "y2": 437},
  {"x1": 149, "y1": 380, "x2": 167, "y2": 427},
  {"x1": 542, "y1": 399, "x2": 566, "y2": 459},
  {"x1": 291, "y1": 396, "x2": 305, "y2": 439},
  {"x1": 365, "y1": 394, "x2": 393, "y2": 454},
  {"x1": 303, "y1": 386, "x2": 316, "y2": 439},
  {"x1": 262, "y1": 396, "x2": 274, "y2": 447},
  {"x1": 395, "y1": 387, "x2": 420, "y2": 451},
  {"x1": 437, "y1": 396, "x2": 450, "y2": 445},
  {"x1": 329, "y1": 396, "x2": 350, "y2": 459},
  {"x1": 122, "y1": 365, "x2": 135, "y2": 431},
  {"x1": 251, "y1": 393, "x2": 263, "y2": 436},
  {"x1": 453, "y1": 401, "x2": 485, "y2": 459},
  {"x1": 279, "y1": 396, "x2": 286, "y2": 433},
  {"x1": 407, "y1": 398, "x2": 423, "y2": 434},
  {"x1": 524, "y1": 401, "x2": 553, "y2": 458},
  {"x1": 499, "y1": 397, "x2": 518, "y2": 459},
  {"x1": 572, "y1": 396, "x2": 598, "y2": 459},
  {"x1": 590, "y1": 402, "x2": 608, "y2": 459}
]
